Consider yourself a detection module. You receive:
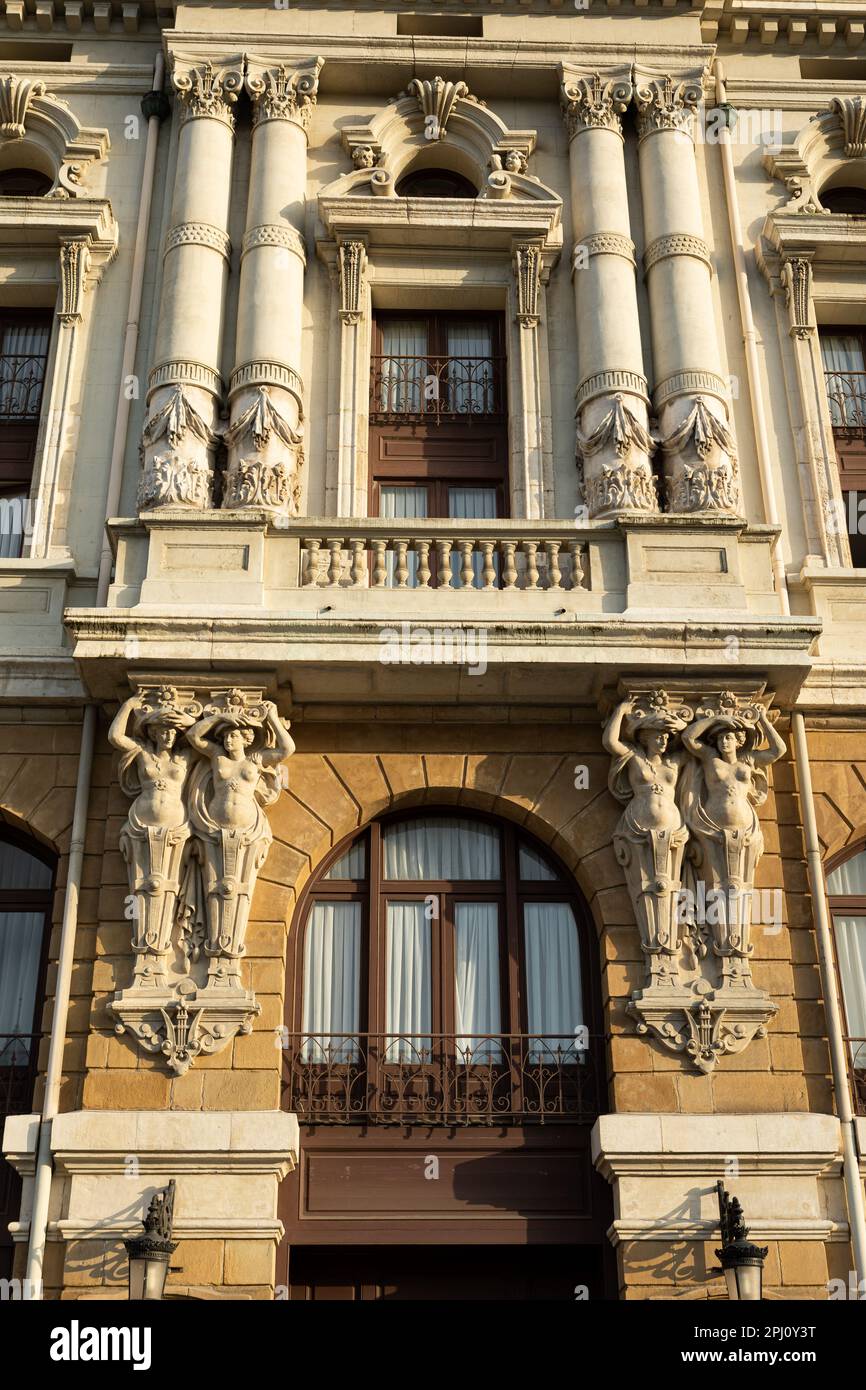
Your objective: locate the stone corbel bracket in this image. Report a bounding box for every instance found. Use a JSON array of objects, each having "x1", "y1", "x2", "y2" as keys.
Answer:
[
  {"x1": 0, "y1": 72, "x2": 110, "y2": 197},
  {"x1": 763, "y1": 104, "x2": 866, "y2": 214}
]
